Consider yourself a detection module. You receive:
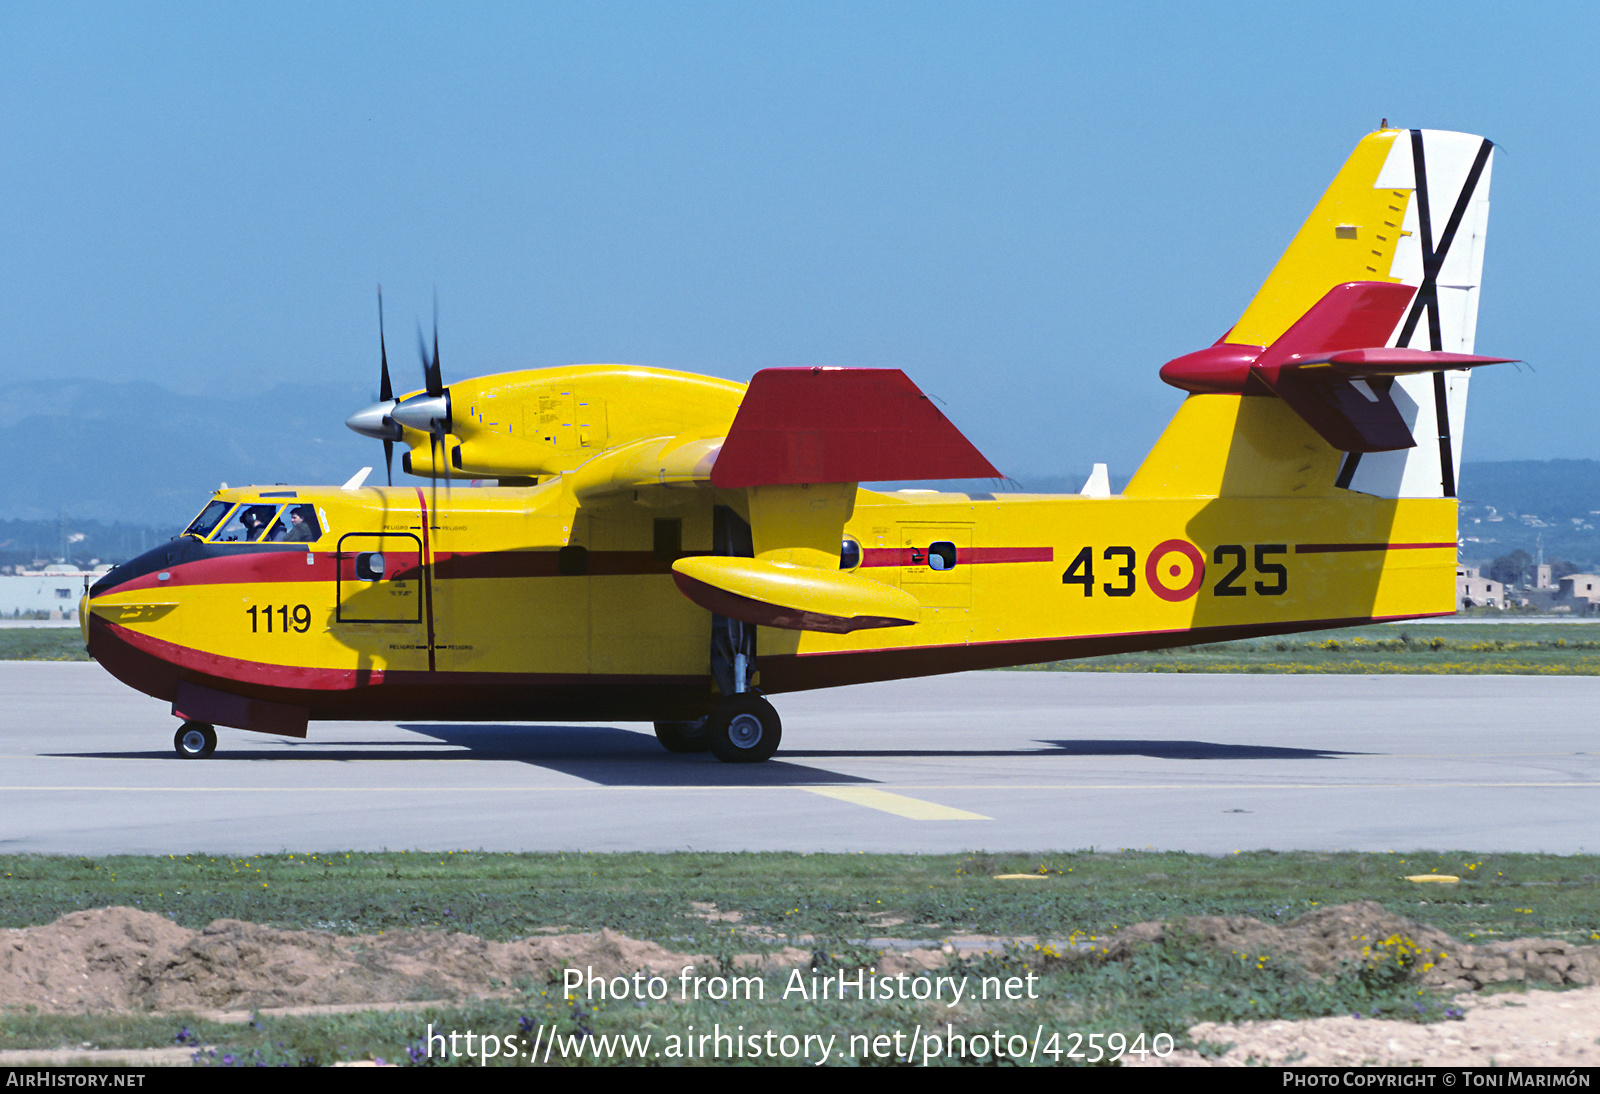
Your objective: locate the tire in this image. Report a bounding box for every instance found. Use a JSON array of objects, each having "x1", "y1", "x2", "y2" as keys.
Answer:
[
  {"x1": 707, "y1": 693, "x2": 782, "y2": 764},
  {"x1": 174, "y1": 722, "x2": 217, "y2": 759},
  {"x1": 654, "y1": 718, "x2": 712, "y2": 754}
]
